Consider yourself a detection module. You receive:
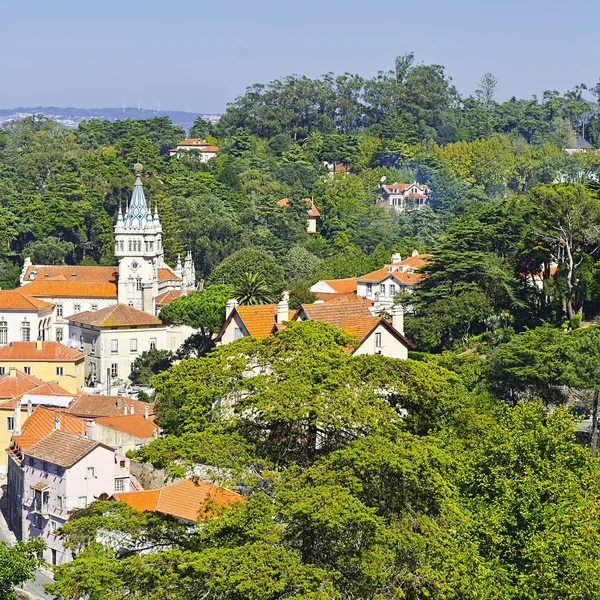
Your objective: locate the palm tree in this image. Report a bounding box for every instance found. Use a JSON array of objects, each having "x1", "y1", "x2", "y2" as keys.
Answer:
[{"x1": 234, "y1": 272, "x2": 275, "y2": 305}]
